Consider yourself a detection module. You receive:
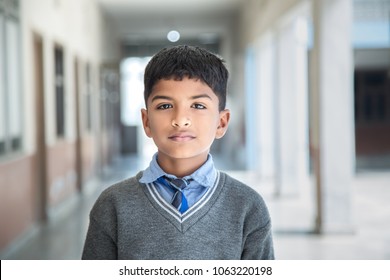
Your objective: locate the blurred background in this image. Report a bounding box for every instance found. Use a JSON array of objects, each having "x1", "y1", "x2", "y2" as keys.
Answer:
[{"x1": 0, "y1": 0, "x2": 389, "y2": 259}]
